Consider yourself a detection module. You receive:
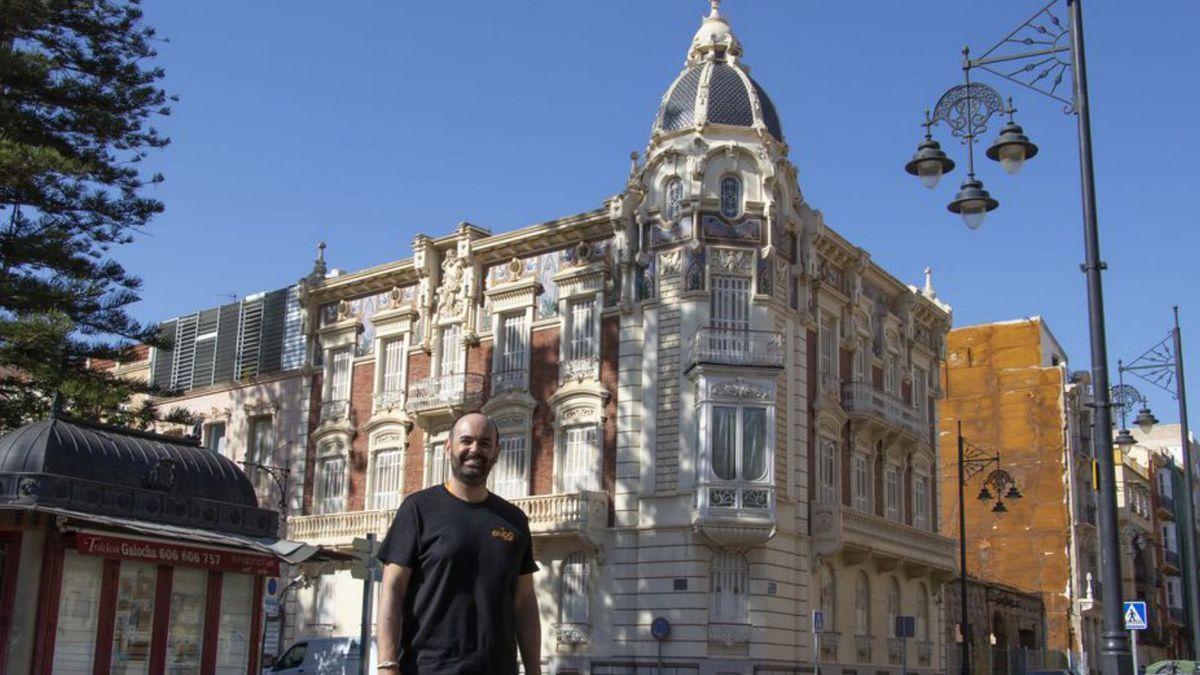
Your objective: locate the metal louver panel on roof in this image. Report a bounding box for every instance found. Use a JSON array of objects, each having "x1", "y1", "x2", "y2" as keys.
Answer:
[
  {"x1": 150, "y1": 320, "x2": 176, "y2": 389},
  {"x1": 235, "y1": 296, "x2": 264, "y2": 380},
  {"x1": 256, "y1": 289, "x2": 288, "y2": 376},
  {"x1": 170, "y1": 314, "x2": 198, "y2": 391},
  {"x1": 212, "y1": 302, "x2": 241, "y2": 383},
  {"x1": 280, "y1": 286, "x2": 305, "y2": 372},
  {"x1": 190, "y1": 308, "x2": 220, "y2": 388}
]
